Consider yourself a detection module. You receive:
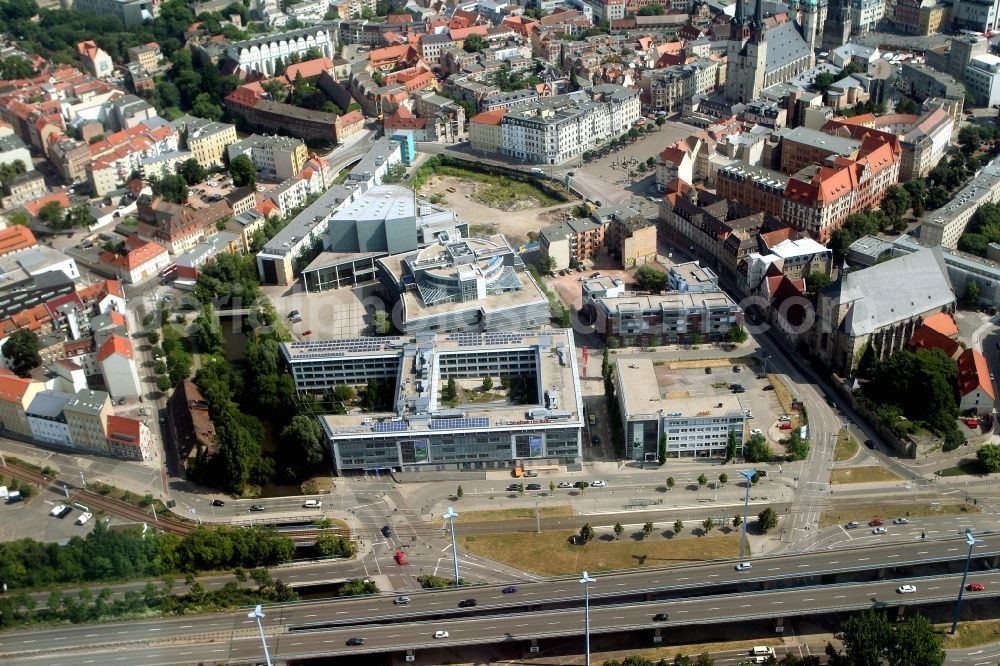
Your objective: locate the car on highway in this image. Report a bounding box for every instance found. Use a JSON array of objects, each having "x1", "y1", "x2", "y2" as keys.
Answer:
[
  {"x1": 763, "y1": 384, "x2": 774, "y2": 391},
  {"x1": 507, "y1": 484, "x2": 521, "y2": 492},
  {"x1": 394, "y1": 596, "x2": 411, "y2": 605},
  {"x1": 525, "y1": 470, "x2": 538, "y2": 477},
  {"x1": 346, "y1": 637, "x2": 366, "y2": 646},
  {"x1": 735, "y1": 562, "x2": 752, "y2": 571},
  {"x1": 872, "y1": 527, "x2": 888, "y2": 534},
  {"x1": 967, "y1": 582, "x2": 985, "y2": 592},
  {"x1": 211, "y1": 499, "x2": 225, "y2": 506},
  {"x1": 303, "y1": 500, "x2": 322, "y2": 508},
  {"x1": 394, "y1": 550, "x2": 407, "y2": 565},
  {"x1": 868, "y1": 519, "x2": 884, "y2": 526},
  {"x1": 591, "y1": 480, "x2": 607, "y2": 488},
  {"x1": 896, "y1": 585, "x2": 917, "y2": 594},
  {"x1": 653, "y1": 613, "x2": 669, "y2": 622},
  {"x1": 458, "y1": 599, "x2": 477, "y2": 608},
  {"x1": 434, "y1": 631, "x2": 449, "y2": 639},
  {"x1": 382, "y1": 525, "x2": 393, "y2": 537},
  {"x1": 892, "y1": 517, "x2": 909, "y2": 524},
  {"x1": 526, "y1": 483, "x2": 542, "y2": 491},
  {"x1": 250, "y1": 505, "x2": 265, "y2": 512},
  {"x1": 845, "y1": 521, "x2": 860, "y2": 529},
  {"x1": 705, "y1": 367, "x2": 712, "y2": 374},
  {"x1": 557, "y1": 482, "x2": 573, "y2": 488},
  {"x1": 503, "y1": 586, "x2": 518, "y2": 594}
]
